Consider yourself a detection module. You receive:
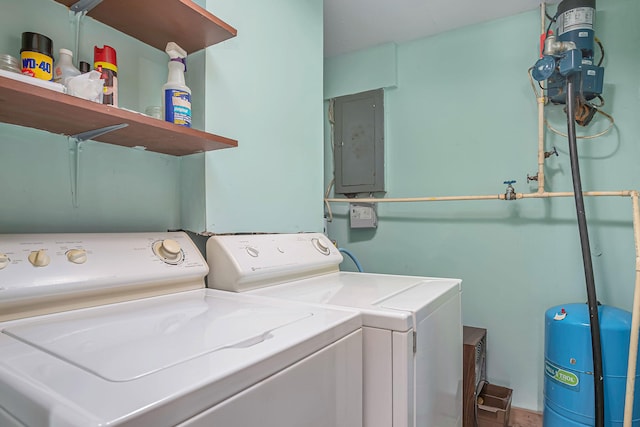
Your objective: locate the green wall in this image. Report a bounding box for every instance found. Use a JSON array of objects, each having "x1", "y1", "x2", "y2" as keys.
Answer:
[
  {"x1": 1, "y1": 0, "x2": 323, "y2": 234},
  {"x1": 191, "y1": 0, "x2": 324, "y2": 234},
  {"x1": 0, "y1": 0, "x2": 179, "y2": 233},
  {"x1": 324, "y1": 42, "x2": 398, "y2": 99},
  {"x1": 325, "y1": 0, "x2": 640, "y2": 411}
]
